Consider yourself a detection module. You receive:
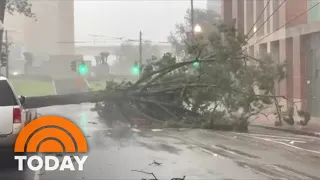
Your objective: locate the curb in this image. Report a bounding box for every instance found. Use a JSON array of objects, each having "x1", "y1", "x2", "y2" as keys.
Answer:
[{"x1": 251, "y1": 125, "x2": 320, "y2": 138}]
